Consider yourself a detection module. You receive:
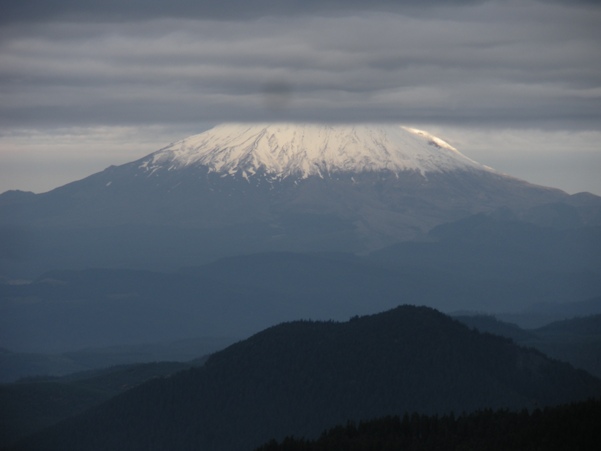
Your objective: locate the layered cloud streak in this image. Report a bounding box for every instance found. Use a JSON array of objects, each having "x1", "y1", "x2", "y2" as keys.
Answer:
[{"x1": 1, "y1": 1, "x2": 599, "y2": 128}]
